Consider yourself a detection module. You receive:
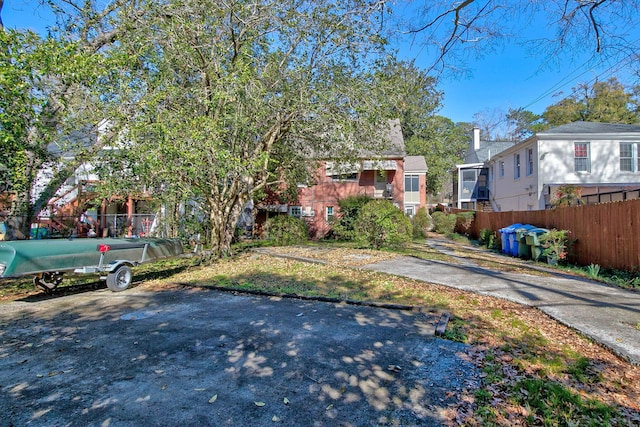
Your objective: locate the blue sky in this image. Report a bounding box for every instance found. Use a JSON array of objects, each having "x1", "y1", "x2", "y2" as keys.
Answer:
[
  {"x1": 3, "y1": 0, "x2": 638, "y2": 125},
  {"x1": 424, "y1": 40, "x2": 634, "y2": 125}
]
